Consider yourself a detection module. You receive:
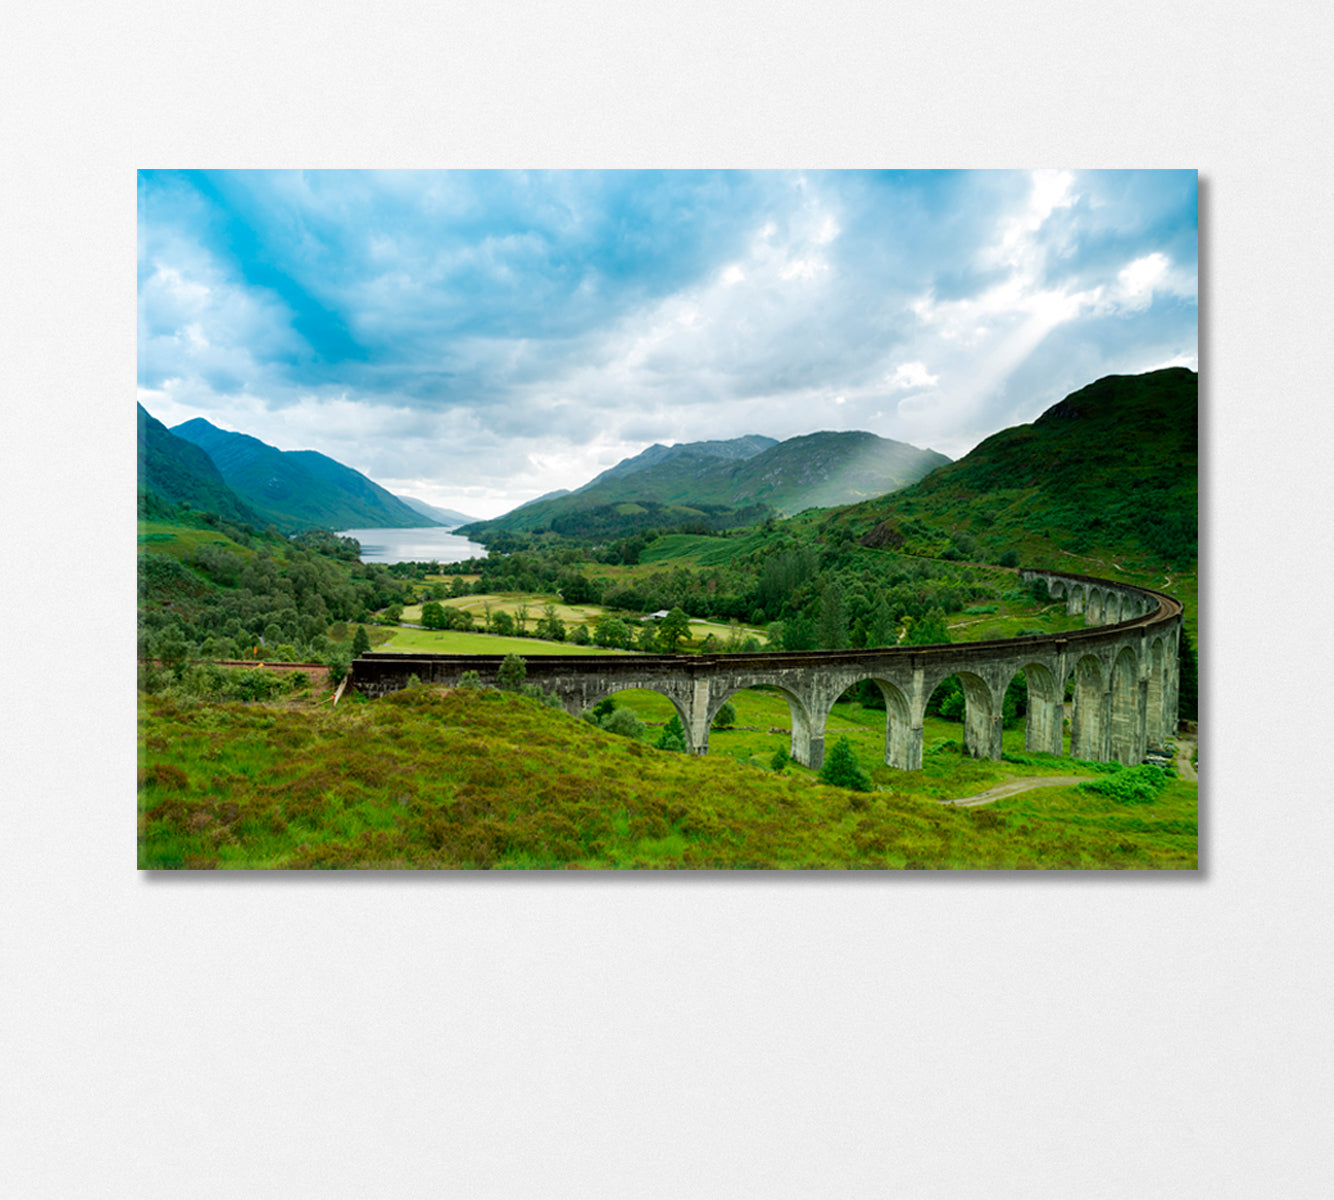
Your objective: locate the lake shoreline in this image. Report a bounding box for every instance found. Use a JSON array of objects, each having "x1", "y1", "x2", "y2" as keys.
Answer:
[{"x1": 336, "y1": 526, "x2": 489, "y2": 565}]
